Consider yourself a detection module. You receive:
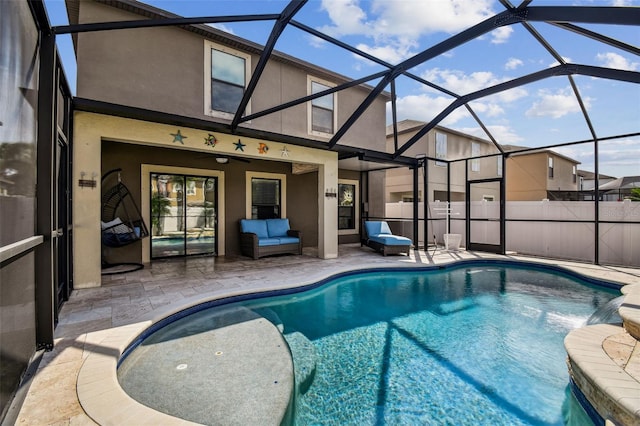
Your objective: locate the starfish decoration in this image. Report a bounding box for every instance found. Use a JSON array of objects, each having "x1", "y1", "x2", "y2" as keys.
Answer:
[
  {"x1": 204, "y1": 133, "x2": 217, "y2": 147},
  {"x1": 171, "y1": 130, "x2": 187, "y2": 144},
  {"x1": 280, "y1": 145, "x2": 290, "y2": 158},
  {"x1": 258, "y1": 142, "x2": 269, "y2": 154},
  {"x1": 234, "y1": 139, "x2": 246, "y2": 152}
]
